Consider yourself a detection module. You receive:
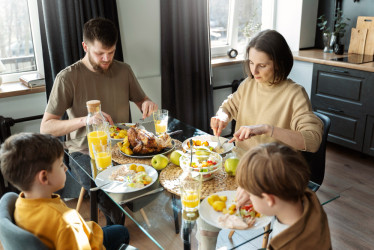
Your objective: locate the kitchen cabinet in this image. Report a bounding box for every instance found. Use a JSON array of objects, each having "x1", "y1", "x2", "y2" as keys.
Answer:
[{"x1": 311, "y1": 63, "x2": 374, "y2": 155}]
